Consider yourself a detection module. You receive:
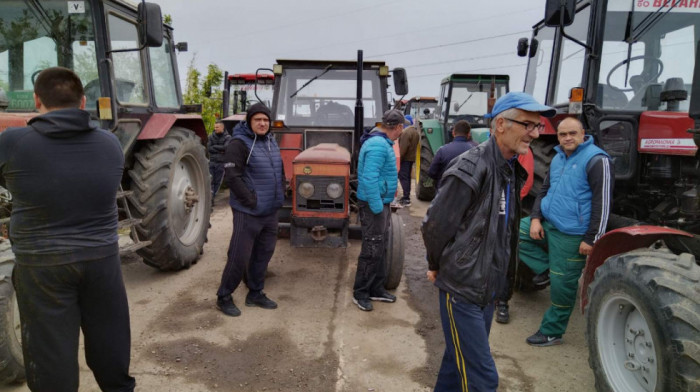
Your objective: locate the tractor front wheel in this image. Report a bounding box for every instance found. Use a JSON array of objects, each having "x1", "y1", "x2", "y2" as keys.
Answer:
[{"x1": 416, "y1": 137, "x2": 436, "y2": 201}]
